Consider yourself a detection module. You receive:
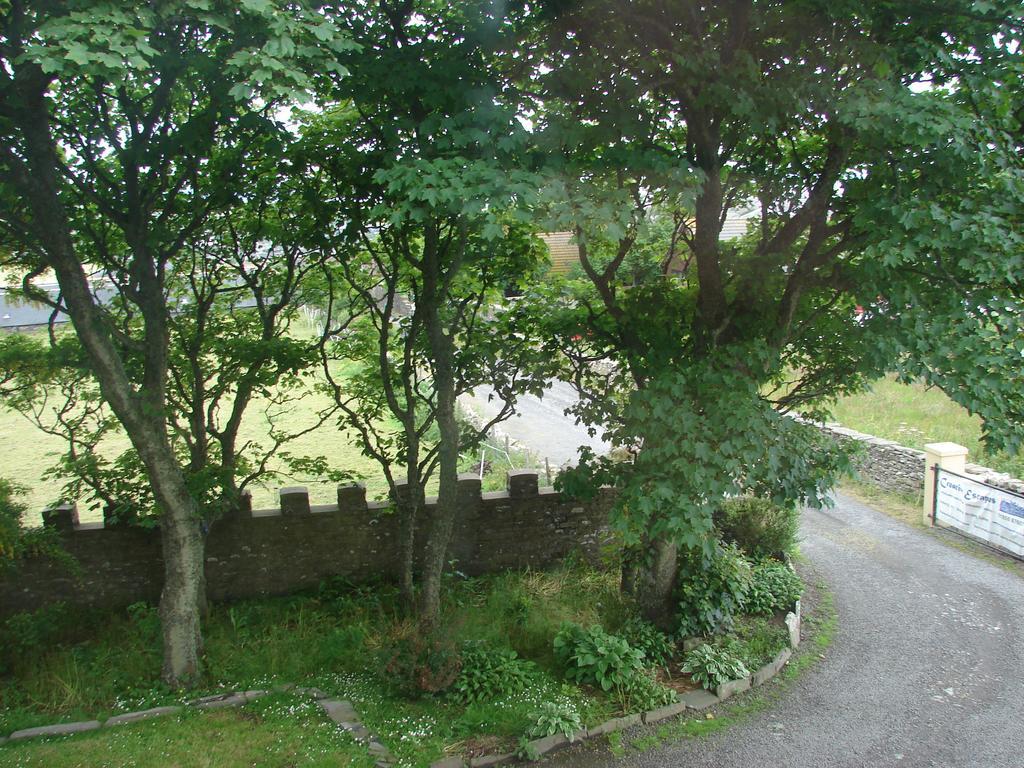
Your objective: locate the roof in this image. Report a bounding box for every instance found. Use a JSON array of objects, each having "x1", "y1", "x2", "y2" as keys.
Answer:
[{"x1": 538, "y1": 232, "x2": 581, "y2": 275}]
